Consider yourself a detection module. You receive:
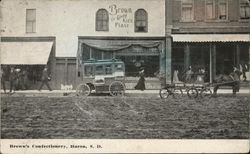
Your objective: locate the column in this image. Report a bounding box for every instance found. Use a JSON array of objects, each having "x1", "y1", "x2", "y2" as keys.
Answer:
[
  {"x1": 209, "y1": 44, "x2": 216, "y2": 83},
  {"x1": 184, "y1": 44, "x2": 190, "y2": 71},
  {"x1": 236, "y1": 44, "x2": 240, "y2": 68},
  {"x1": 164, "y1": 36, "x2": 172, "y2": 84}
]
